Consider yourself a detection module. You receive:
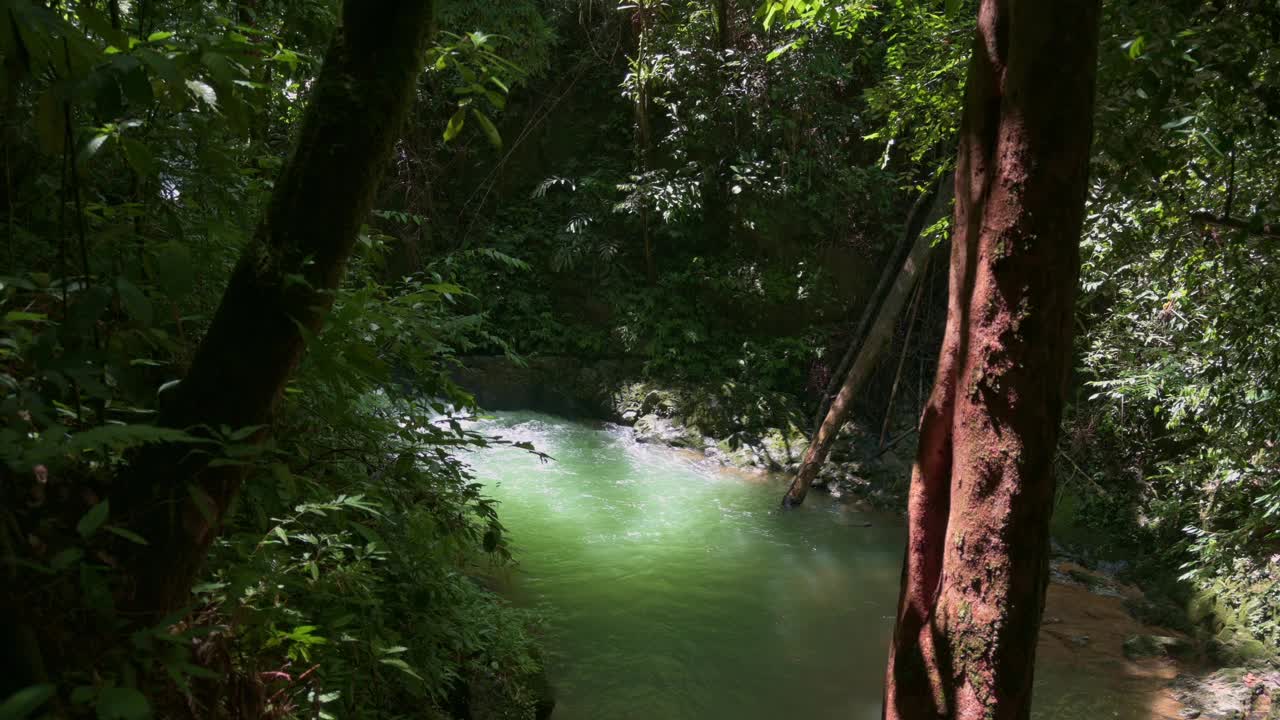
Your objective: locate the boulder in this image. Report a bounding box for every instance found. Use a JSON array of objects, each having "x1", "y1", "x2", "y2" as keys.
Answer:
[
  {"x1": 1123, "y1": 634, "x2": 1194, "y2": 660},
  {"x1": 633, "y1": 414, "x2": 702, "y2": 448}
]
